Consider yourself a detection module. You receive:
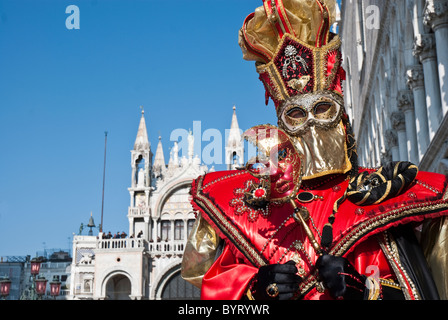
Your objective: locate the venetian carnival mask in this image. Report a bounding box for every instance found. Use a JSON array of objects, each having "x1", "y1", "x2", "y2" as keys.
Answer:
[
  {"x1": 277, "y1": 90, "x2": 343, "y2": 135},
  {"x1": 244, "y1": 125, "x2": 302, "y2": 205},
  {"x1": 277, "y1": 90, "x2": 351, "y2": 180},
  {"x1": 239, "y1": 0, "x2": 355, "y2": 180}
]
